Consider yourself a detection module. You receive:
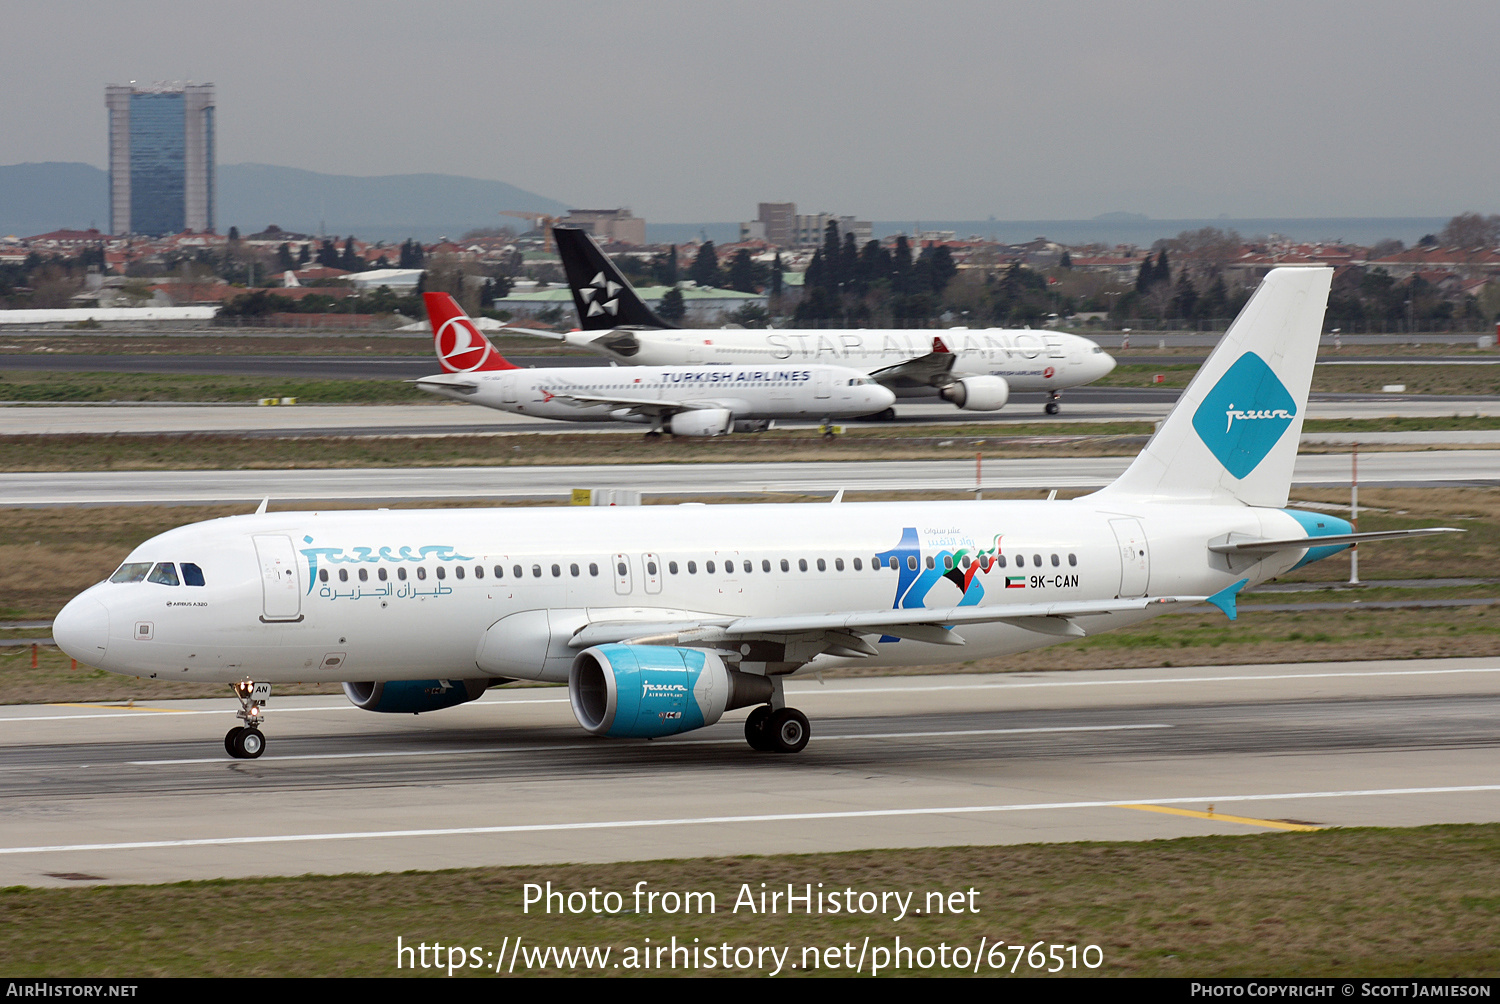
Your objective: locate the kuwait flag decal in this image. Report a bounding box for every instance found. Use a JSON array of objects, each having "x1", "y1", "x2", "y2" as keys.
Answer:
[{"x1": 1005, "y1": 576, "x2": 1027, "y2": 589}]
